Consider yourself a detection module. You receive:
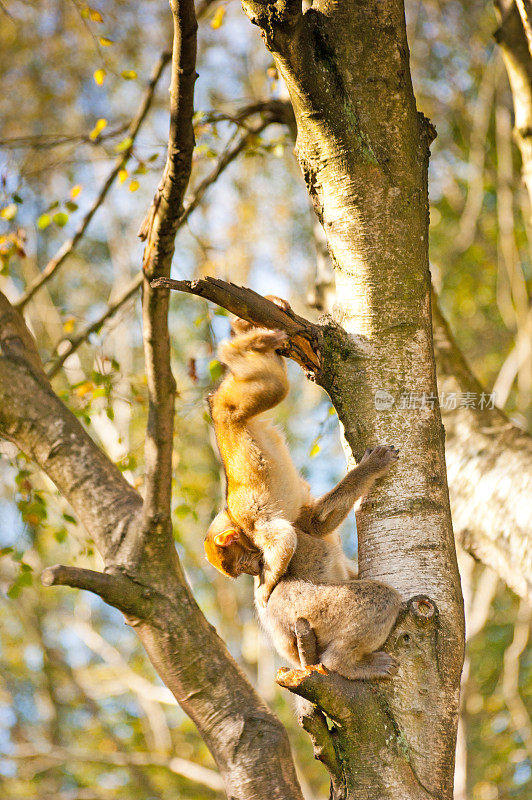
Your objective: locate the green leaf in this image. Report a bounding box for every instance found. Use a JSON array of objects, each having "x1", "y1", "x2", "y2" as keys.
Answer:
[
  {"x1": 174, "y1": 504, "x2": 190, "y2": 519},
  {"x1": 62, "y1": 513, "x2": 76, "y2": 524},
  {"x1": 54, "y1": 527, "x2": 67, "y2": 543},
  {"x1": 208, "y1": 359, "x2": 223, "y2": 382},
  {"x1": 7, "y1": 583, "x2": 21, "y2": 599},
  {"x1": 18, "y1": 571, "x2": 33, "y2": 587},
  {"x1": 53, "y1": 212, "x2": 69, "y2": 228},
  {"x1": 65, "y1": 201, "x2": 78, "y2": 212},
  {"x1": 121, "y1": 70, "x2": 137, "y2": 80},
  {"x1": 0, "y1": 546, "x2": 14, "y2": 558}
]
